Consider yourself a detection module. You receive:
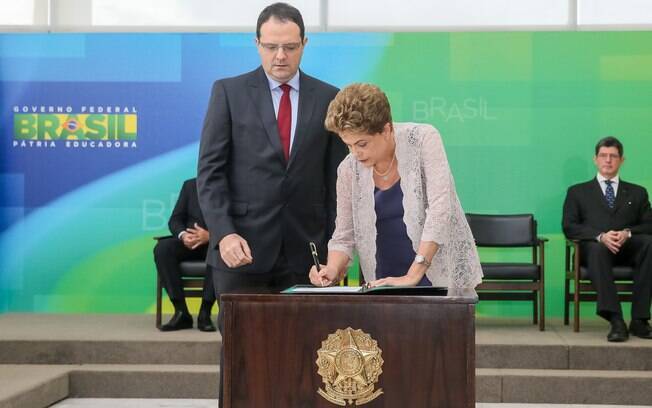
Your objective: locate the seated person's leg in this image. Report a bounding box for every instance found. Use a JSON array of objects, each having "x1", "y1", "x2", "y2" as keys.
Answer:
[
  {"x1": 197, "y1": 260, "x2": 217, "y2": 332},
  {"x1": 581, "y1": 240, "x2": 628, "y2": 342},
  {"x1": 154, "y1": 237, "x2": 193, "y2": 331},
  {"x1": 619, "y1": 235, "x2": 652, "y2": 339},
  {"x1": 581, "y1": 241, "x2": 620, "y2": 320}
]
